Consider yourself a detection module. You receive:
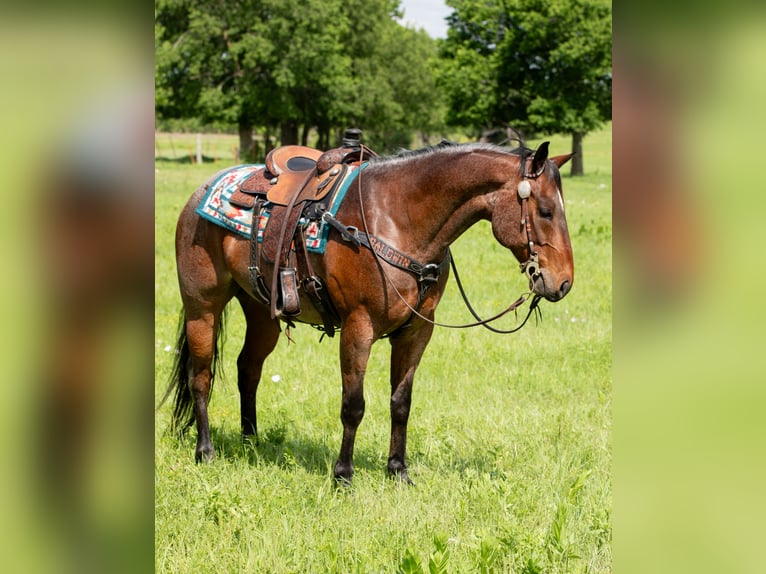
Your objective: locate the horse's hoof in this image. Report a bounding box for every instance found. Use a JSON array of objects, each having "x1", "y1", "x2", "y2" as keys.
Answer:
[
  {"x1": 241, "y1": 422, "x2": 258, "y2": 438},
  {"x1": 334, "y1": 475, "x2": 353, "y2": 490},
  {"x1": 242, "y1": 434, "x2": 259, "y2": 447},
  {"x1": 387, "y1": 457, "x2": 414, "y2": 485},
  {"x1": 333, "y1": 461, "x2": 354, "y2": 485},
  {"x1": 195, "y1": 446, "x2": 216, "y2": 463}
]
